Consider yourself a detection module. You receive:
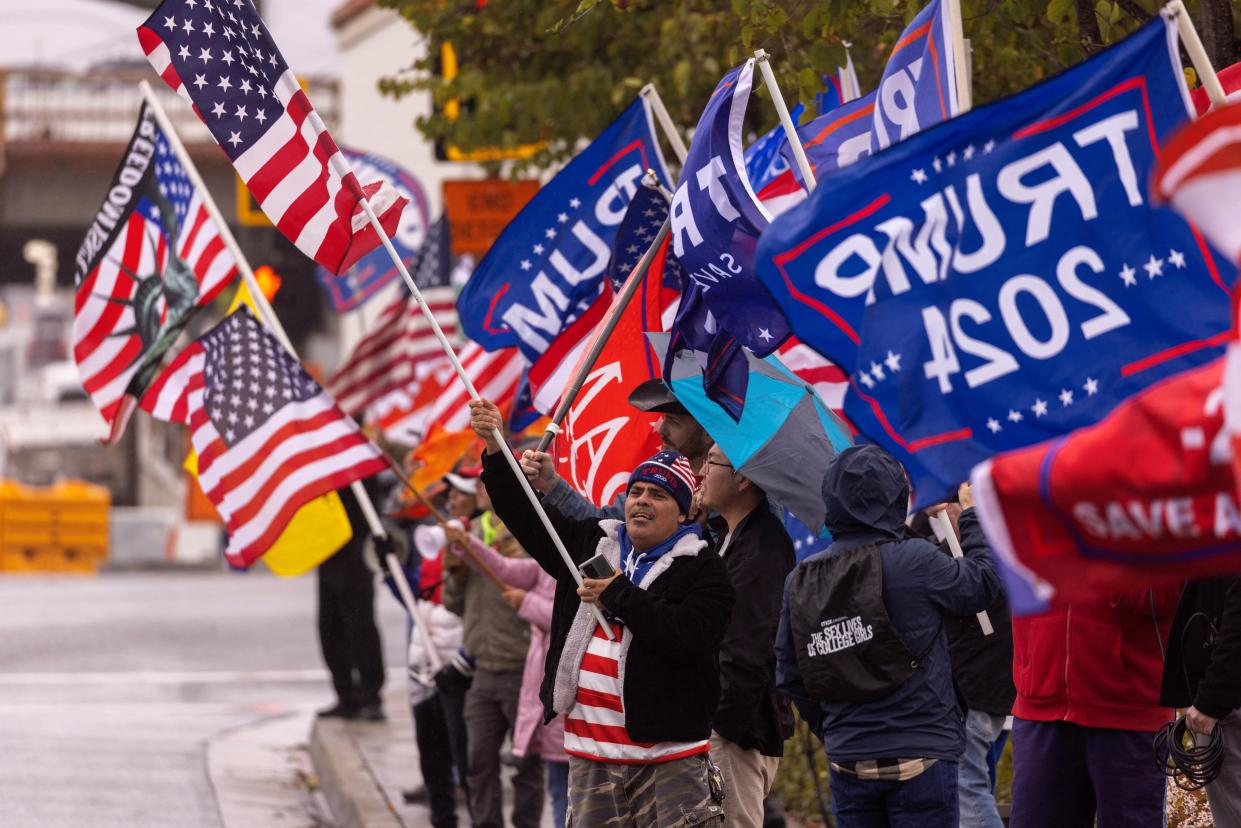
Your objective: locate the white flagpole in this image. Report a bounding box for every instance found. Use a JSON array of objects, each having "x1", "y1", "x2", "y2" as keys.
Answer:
[
  {"x1": 137, "y1": 83, "x2": 439, "y2": 641},
  {"x1": 946, "y1": 0, "x2": 973, "y2": 112},
  {"x1": 754, "y1": 50, "x2": 817, "y2": 192},
  {"x1": 640, "y1": 84, "x2": 689, "y2": 164},
  {"x1": 1166, "y1": 0, "x2": 1226, "y2": 108},
  {"x1": 933, "y1": 511, "x2": 995, "y2": 635},
  {"x1": 351, "y1": 179, "x2": 614, "y2": 638}
]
